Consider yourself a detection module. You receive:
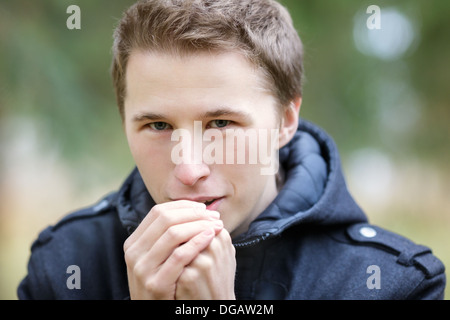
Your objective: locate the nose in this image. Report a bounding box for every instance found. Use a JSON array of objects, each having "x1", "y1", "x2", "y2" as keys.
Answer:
[
  {"x1": 171, "y1": 121, "x2": 211, "y2": 186},
  {"x1": 173, "y1": 162, "x2": 211, "y2": 186}
]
